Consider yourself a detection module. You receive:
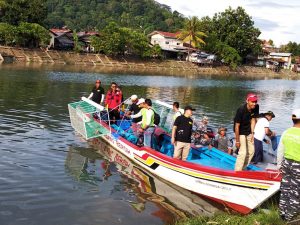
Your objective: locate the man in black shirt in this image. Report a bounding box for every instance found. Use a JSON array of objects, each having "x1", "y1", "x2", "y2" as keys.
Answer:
[
  {"x1": 126, "y1": 95, "x2": 142, "y2": 136},
  {"x1": 88, "y1": 79, "x2": 105, "y2": 104},
  {"x1": 171, "y1": 106, "x2": 195, "y2": 161},
  {"x1": 234, "y1": 93, "x2": 259, "y2": 171},
  {"x1": 126, "y1": 95, "x2": 142, "y2": 123}
]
